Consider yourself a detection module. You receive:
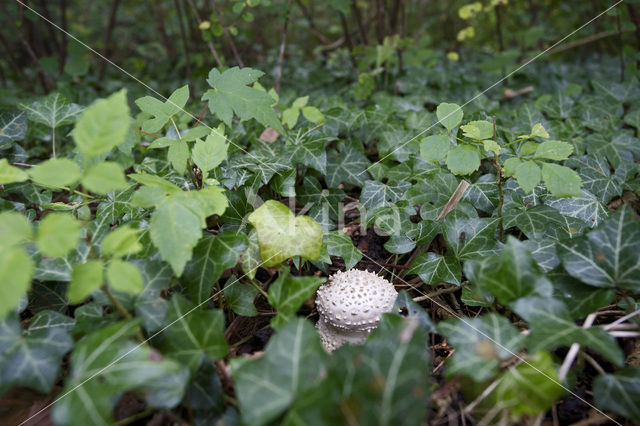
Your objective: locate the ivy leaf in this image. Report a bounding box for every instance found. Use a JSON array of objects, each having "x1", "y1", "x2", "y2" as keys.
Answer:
[
  {"x1": 161, "y1": 294, "x2": 228, "y2": 374},
  {"x1": 231, "y1": 318, "x2": 327, "y2": 426},
  {"x1": 133, "y1": 260, "x2": 173, "y2": 332},
  {"x1": 68, "y1": 260, "x2": 104, "y2": 304},
  {"x1": 325, "y1": 231, "x2": 362, "y2": 269},
  {"x1": 565, "y1": 155, "x2": 622, "y2": 204},
  {"x1": 73, "y1": 89, "x2": 130, "y2": 159},
  {"x1": 0, "y1": 312, "x2": 73, "y2": 393},
  {"x1": 514, "y1": 161, "x2": 541, "y2": 193},
  {"x1": 511, "y1": 296, "x2": 623, "y2": 366},
  {"x1": 436, "y1": 102, "x2": 463, "y2": 131},
  {"x1": 534, "y1": 140, "x2": 573, "y2": 161},
  {"x1": 247, "y1": 200, "x2": 323, "y2": 267},
  {"x1": 36, "y1": 213, "x2": 81, "y2": 258},
  {"x1": 557, "y1": 205, "x2": 640, "y2": 291},
  {"x1": 443, "y1": 217, "x2": 499, "y2": 260},
  {"x1": 541, "y1": 163, "x2": 582, "y2": 198},
  {"x1": 81, "y1": 162, "x2": 127, "y2": 194},
  {"x1": 593, "y1": 368, "x2": 640, "y2": 421},
  {"x1": 0, "y1": 111, "x2": 27, "y2": 146},
  {"x1": 0, "y1": 158, "x2": 28, "y2": 184},
  {"x1": 325, "y1": 144, "x2": 371, "y2": 187},
  {"x1": 28, "y1": 158, "x2": 82, "y2": 189},
  {"x1": 360, "y1": 179, "x2": 410, "y2": 210},
  {"x1": 268, "y1": 273, "x2": 324, "y2": 329},
  {"x1": 494, "y1": 351, "x2": 564, "y2": 417},
  {"x1": 420, "y1": 134, "x2": 451, "y2": 162},
  {"x1": 224, "y1": 278, "x2": 259, "y2": 317},
  {"x1": 409, "y1": 252, "x2": 461, "y2": 285},
  {"x1": 192, "y1": 124, "x2": 228, "y2": 178},
  {"x1": 20, "y1": 92, "x2": 82, "y2": 128},
  {"x1": 461, "y1": 120, "x2": 494, "y2": 140},
  {"x1": 202, "y1": 67, "x2": 285, "y2": 133},
  {"x1": 183, "y1": 231, "x2": 248, "y2": 306},
  {"x1": 446, "y1": 145, "x2": 481, "y2": 175},
  {"x1": 284, "y1": 132, "x2": 329, "y2": 173},
  {"x1": 503, "y1": 204, "x2": 585, "y2": 240},
  {"x1": 545, "y1": 191, "x2": 608, "y2": 227},
  {"x1": 438, "y1": 314, "x2": 525, "y2": 382}
]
